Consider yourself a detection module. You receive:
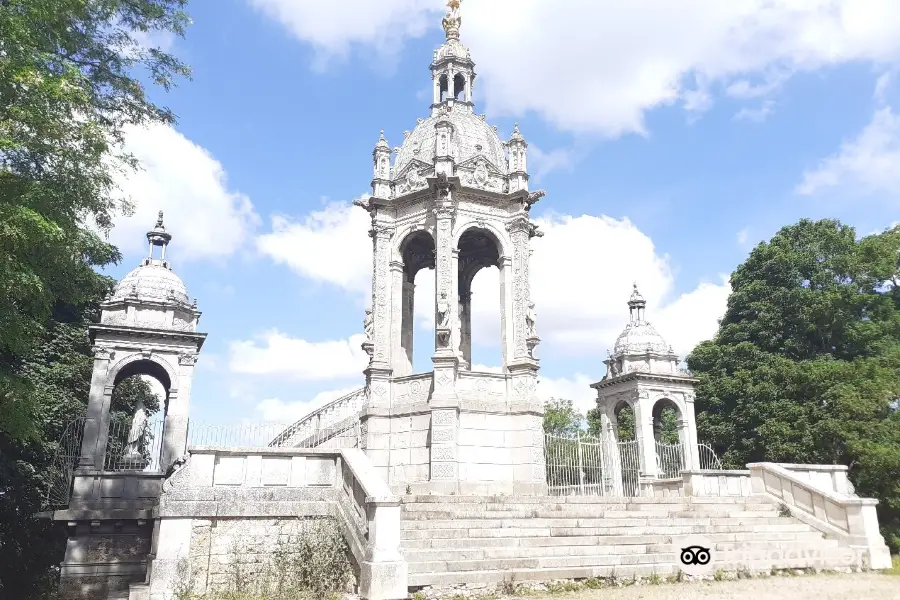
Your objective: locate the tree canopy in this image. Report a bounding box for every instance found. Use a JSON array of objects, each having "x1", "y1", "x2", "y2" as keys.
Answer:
[
  {"x1": 688, "y1": 219, "x2": 900, "y2": 550},
  {"x1": 0, "y1": 0, "x2": 190, "y2": 440}
]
